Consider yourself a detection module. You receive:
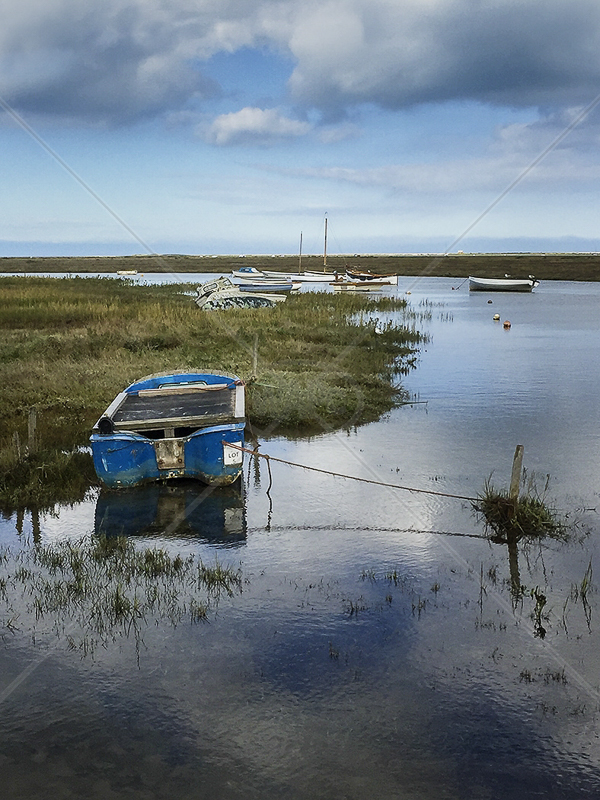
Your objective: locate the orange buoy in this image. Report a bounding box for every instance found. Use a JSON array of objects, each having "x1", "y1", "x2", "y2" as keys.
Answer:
[{"x1": 503, "y1": 320, "x2": 511, "y2": 328}]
